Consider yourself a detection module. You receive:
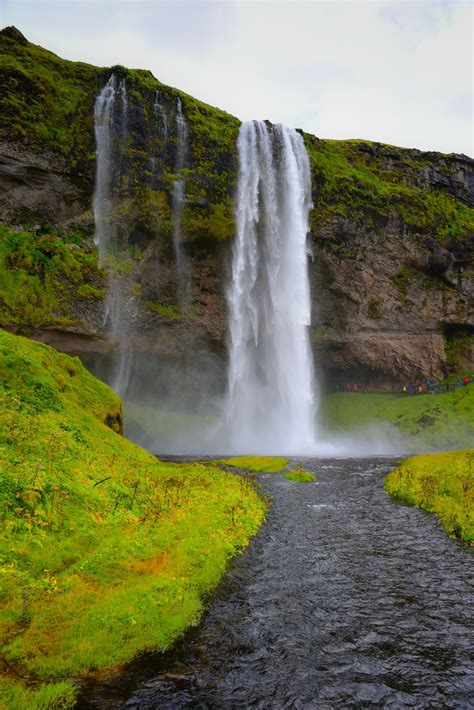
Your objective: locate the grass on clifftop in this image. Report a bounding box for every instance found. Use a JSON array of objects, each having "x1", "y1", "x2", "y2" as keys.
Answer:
[
  {"x1": 0, "y1": 330, "x2": 266, "y2": 709},
  {"x1": 385, "y1": 450, "x2": 474, "y2": 543},
  {"x1": 320, "y1": 388, "x2": 474, "y2": 451}
]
